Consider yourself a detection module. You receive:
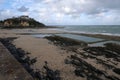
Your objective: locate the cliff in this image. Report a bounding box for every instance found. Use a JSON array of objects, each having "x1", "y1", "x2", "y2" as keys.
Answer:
[{"x1": 0, "y1": 16, "x2": 45, "y2": 28}]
